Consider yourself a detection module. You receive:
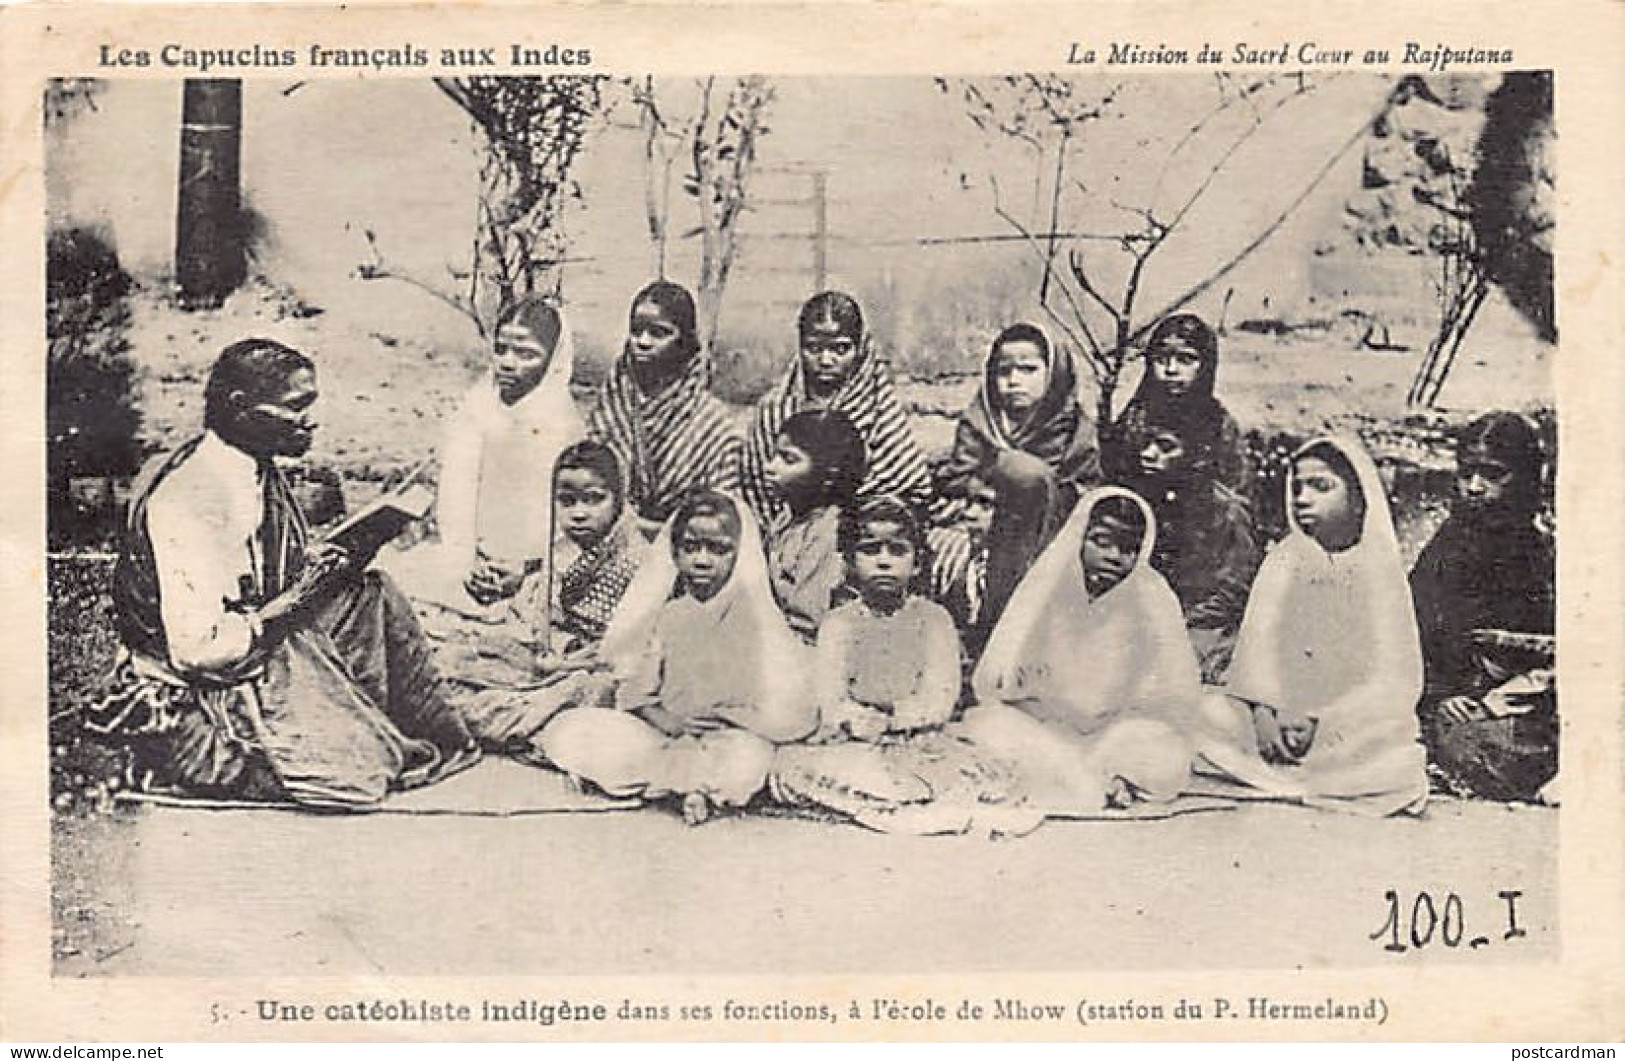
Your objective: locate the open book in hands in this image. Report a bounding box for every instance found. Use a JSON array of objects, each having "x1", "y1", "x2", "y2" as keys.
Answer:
[{"x1": 319, "y1": 483, "x2": 434, "y2": 570}]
